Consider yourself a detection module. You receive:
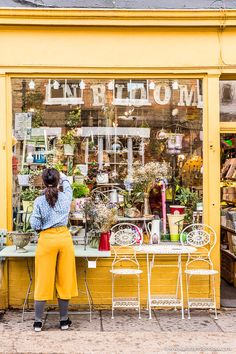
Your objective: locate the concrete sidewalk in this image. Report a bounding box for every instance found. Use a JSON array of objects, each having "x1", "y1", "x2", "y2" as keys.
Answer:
[{"x1": 0, "y1": 309, "x2": 236, "y2": 353}]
